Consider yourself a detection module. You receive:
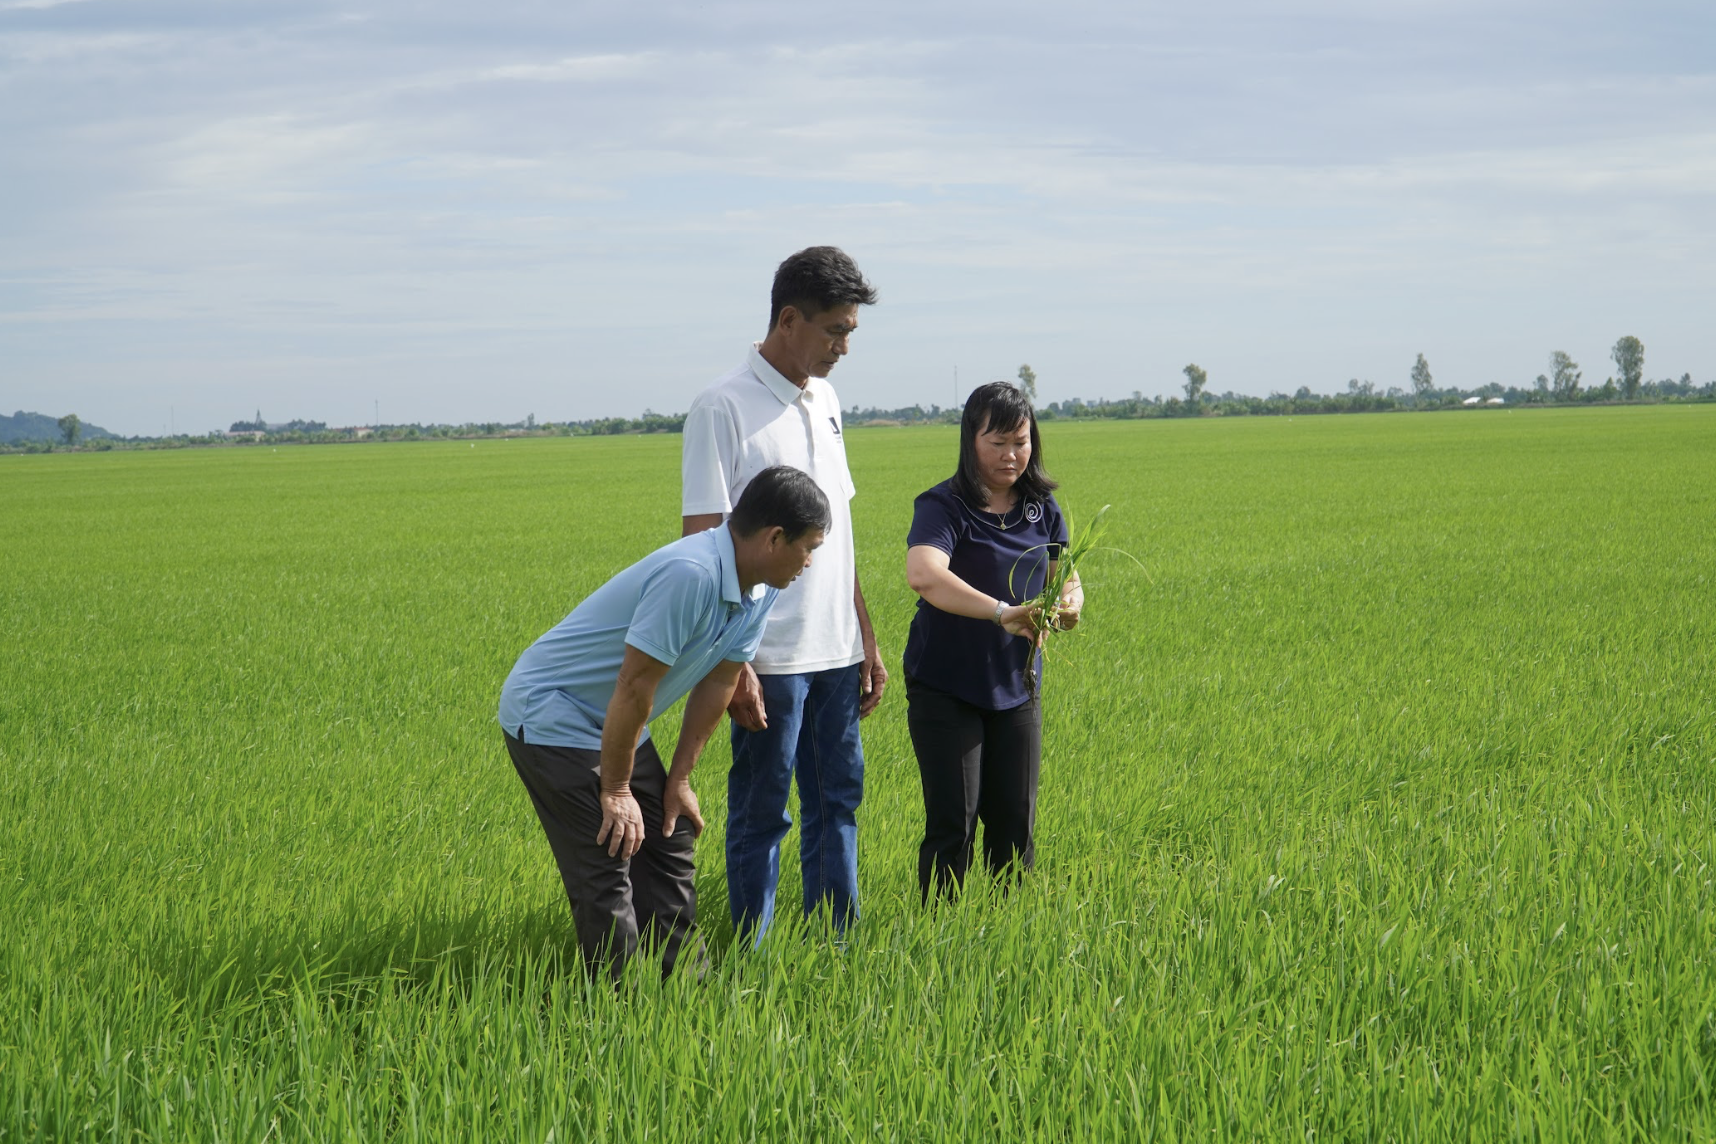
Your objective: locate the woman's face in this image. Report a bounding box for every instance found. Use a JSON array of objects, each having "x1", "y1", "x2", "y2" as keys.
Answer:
[{"x1": 975, "y1": 416, "x2": 1032, "y2": 494}]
